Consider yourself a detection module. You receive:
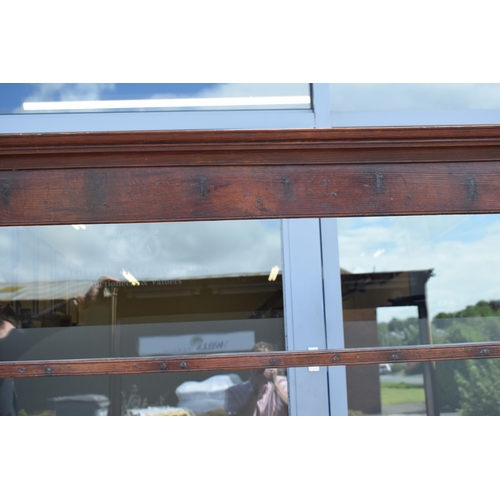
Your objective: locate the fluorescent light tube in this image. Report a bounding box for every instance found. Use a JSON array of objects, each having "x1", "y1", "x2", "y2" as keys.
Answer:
[
  {"x1": 121, "y1": 270, "x2": 140, "y2": 286},
  {"x1": 23, "y1": 95, "x2": 310, "y2": 112},
  {"x1": 268, "y1": 265, "x2": 280, "y2": 282}
]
